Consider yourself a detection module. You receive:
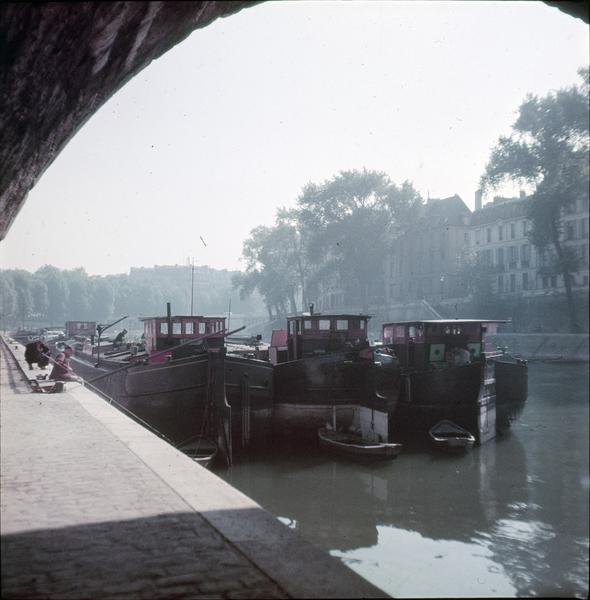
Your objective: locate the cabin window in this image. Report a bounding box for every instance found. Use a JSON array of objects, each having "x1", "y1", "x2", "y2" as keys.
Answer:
[
  {"x1": 467, "y1": 342, "x2": 481, "y2": 360},
  {"x1": 185, "y1": 322, "x2": 194, "y2": 335},
  {"x1": 319, "y1": 319, "x2": 330, "y2": 330},
  {"x1": 160, "y1": 323, "x2": 168, "y2": 335},
  {"x1": 198, "y1": 322, "x2": 206, "y2": 335},
  {"x1": 288, "y1": 321, "x2": 294, "y2": 334},
  {"x1": 408, "y1": 326, "x2": 417, "y2": 338},
  {"x1": 303, "y1": 319, "x2": 313, "y2": 330},
  {"x1": 429, "y1": 343, "x2": 445, "y2": 362},
  {"x1": 360, "y1": 319, "x2": 366, "y2": 330},
  {"x1": 336, "y1": 319, "x2": 348, "y2": 331},
  {"x1": 173, "y1": 322, "x2": 181, "y2": 335},
  {"x1": 383, "y1": 326, "x2": 394, "y2": 344}
]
